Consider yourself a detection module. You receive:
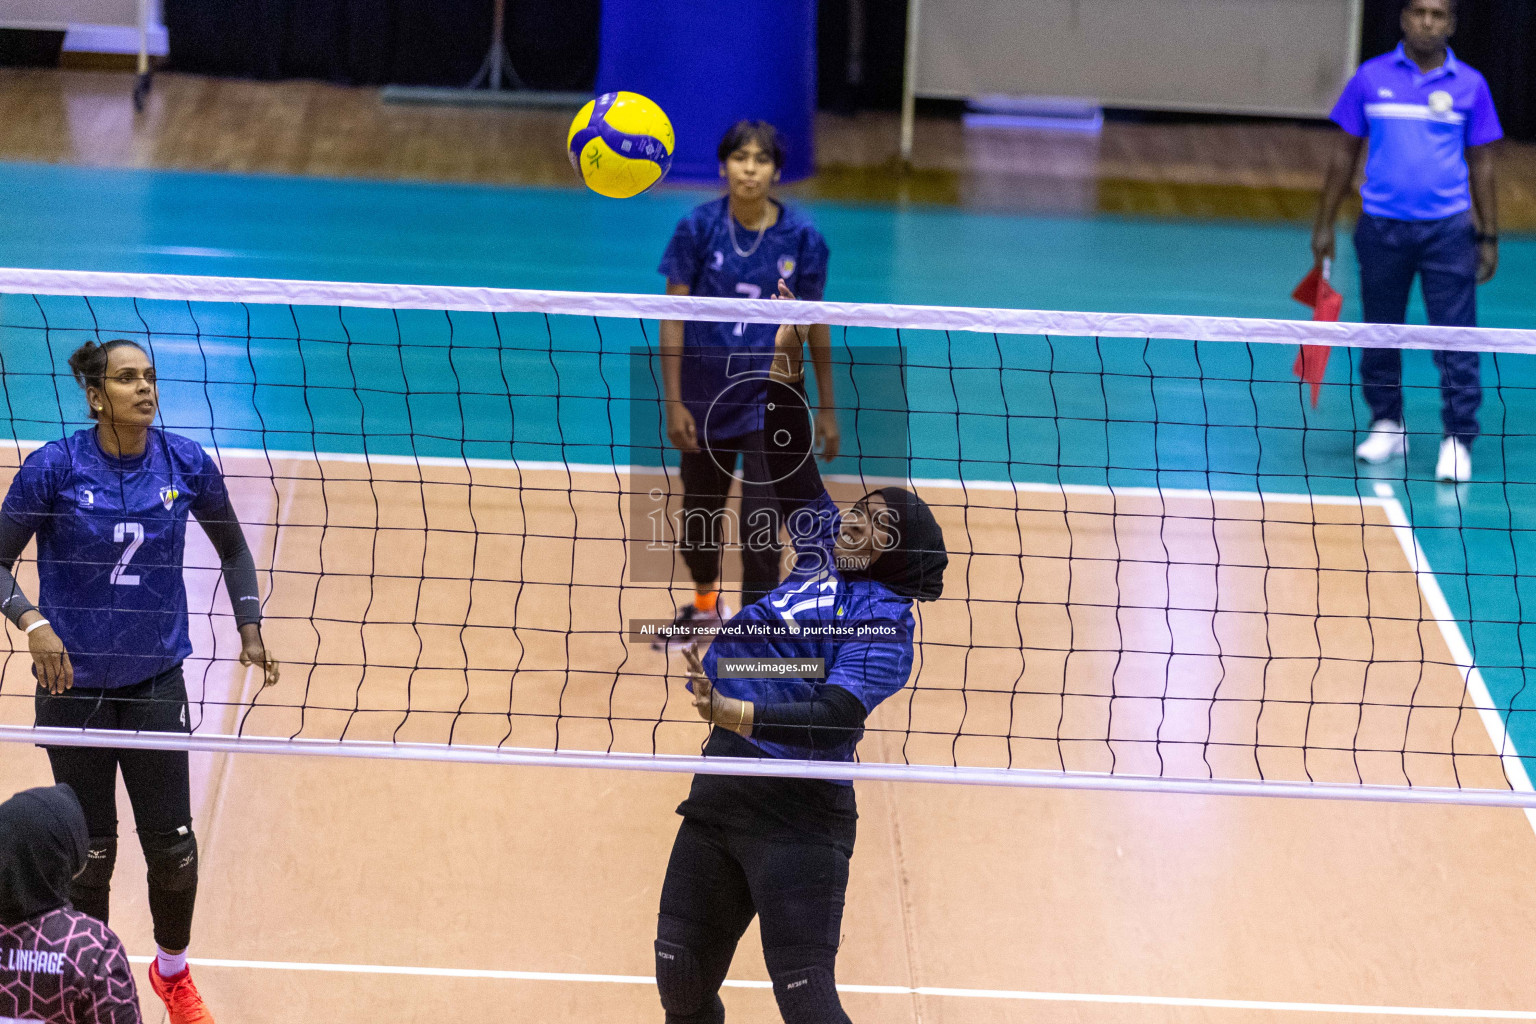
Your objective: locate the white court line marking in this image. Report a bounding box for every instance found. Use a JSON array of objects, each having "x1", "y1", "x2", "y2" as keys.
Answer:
[
  {"x1": 1377, "y1": 484, "x2": 1536, "y2": 836},
  {"x1": 197, "y1": 445, "x2": 1392, "y2": 509},
  {"x1": 3, "y1": 438, "x2": 1393, "y2": 509},
  {"x1": 121, "y1": 956, "x2": 1536, "y2": 1019}
]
